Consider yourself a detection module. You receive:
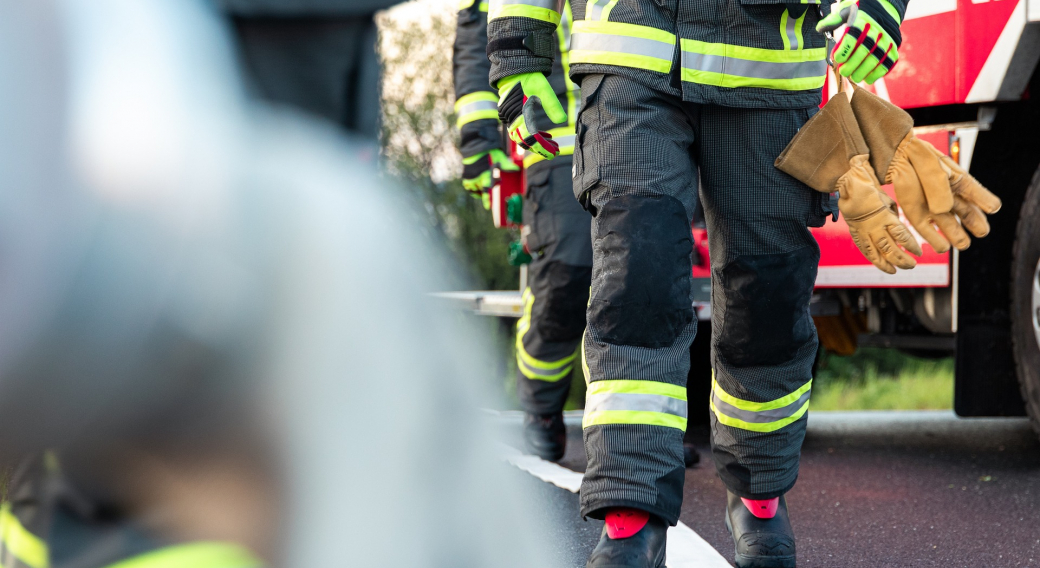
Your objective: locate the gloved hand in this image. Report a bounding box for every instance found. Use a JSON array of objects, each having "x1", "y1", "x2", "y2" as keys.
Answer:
[
  {"x1": 775, "y1": 93, "x2": 920, "y2": 273},
  {"x1": 462, "y1": 148, "x2": 519, "y2": 209},
  {"x1": 838, "y1": 156, "x2": 922, "y2": 273},
  {"x1": 817, "y1": 0, "x2": 903, "y2": 84},
  {"x1": 497, "y1": 73, "x2": 566, "y2": 160},
  {"x1": 850, "y1": 87, "x2": 1003, "y2": 252}
]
